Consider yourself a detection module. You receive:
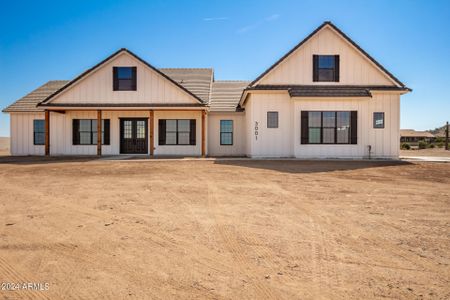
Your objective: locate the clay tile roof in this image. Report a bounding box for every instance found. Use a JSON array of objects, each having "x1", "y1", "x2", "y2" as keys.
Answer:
[
  {"x1": 210, "y1": 81, "x2": 250, "y2": 112},
  {"x1": 3, "y1": 68, "x2": 214, "y2": 112},
  {"x1": 2, "y1": 80, "x2": 69, "y2": 112},
  {"x1": 160, "y1": 68, "x2": 213, "y2": 103}
]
